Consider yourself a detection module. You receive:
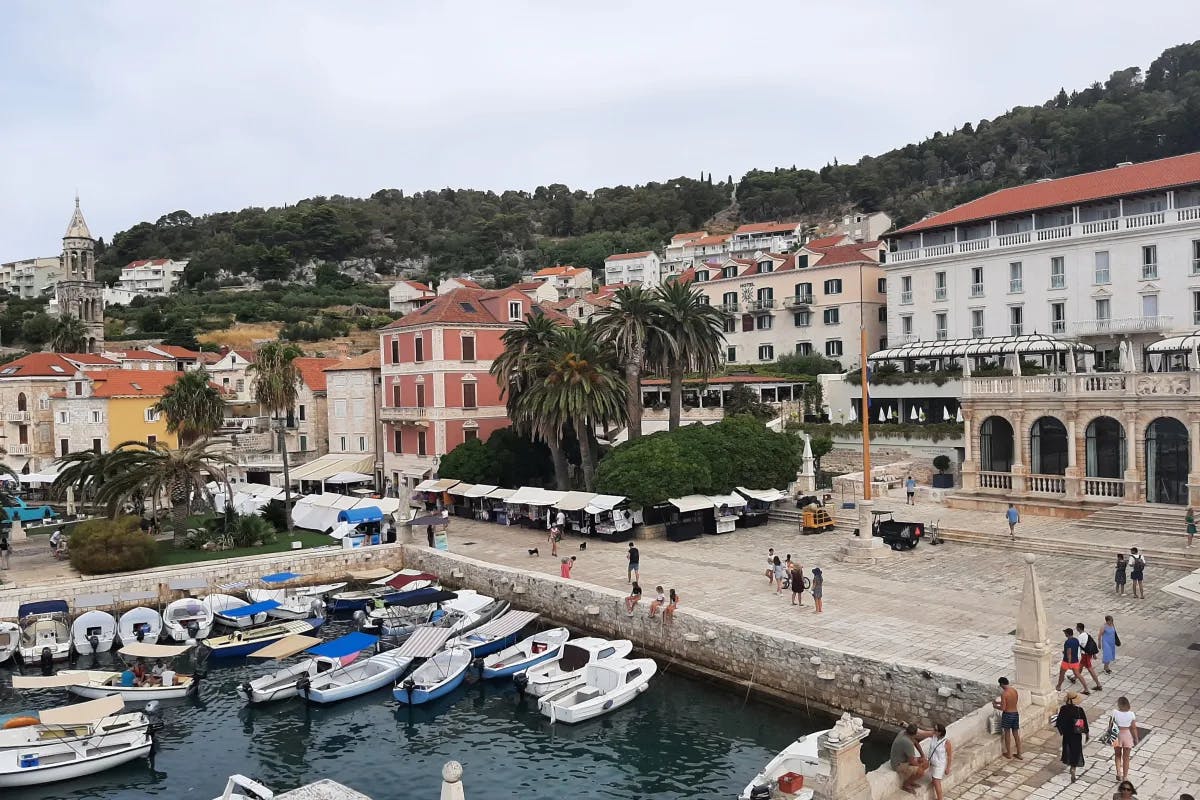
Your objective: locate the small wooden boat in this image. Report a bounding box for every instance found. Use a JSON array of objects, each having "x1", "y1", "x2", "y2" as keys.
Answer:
[
  {"x1": 163, "y1": 597, "x2": 214, "y2": 642},
  {"x1": 17, "y1": 601, "x2": 71, "y2": 662},
  {"x1": 393, "y1": 646, "x2": 472, "y2": 705},
  {"x1": 117, "y1": 606, "x2": 163, "y2": 645},
  {"x1": 205, "y1": 594, "x2": 268, "y2": 629},
  {"x1": 237, "y1": 632, "x2": 369, "y2": 704},
  {"x1": 0, "y1": 696, "x2": 154, "y2": 787},
  {"x1": 70, "y1": 610, "x2": 117, "y2": 655},
  {"x1": 201, "y1": 618, "x2": 323, "y2": 659},
  {"x1": 738, "y1": 728, "x2": 827, "y2": 800},
  {"x1": 482, "y1": 627, "x2": 569, "y2": 679},
  {"x1": 537, "y1": 657, "x2": 657, "y2": 724},
  {"x1": 516, "y1": 637, "x2": 634, "y2": 696},
  {"x1": 0, "y1": 622, "x2": 19, "y2": 664},
  {"x1": 301, "y1": 646, "x2": 412, "y2": 705}
]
